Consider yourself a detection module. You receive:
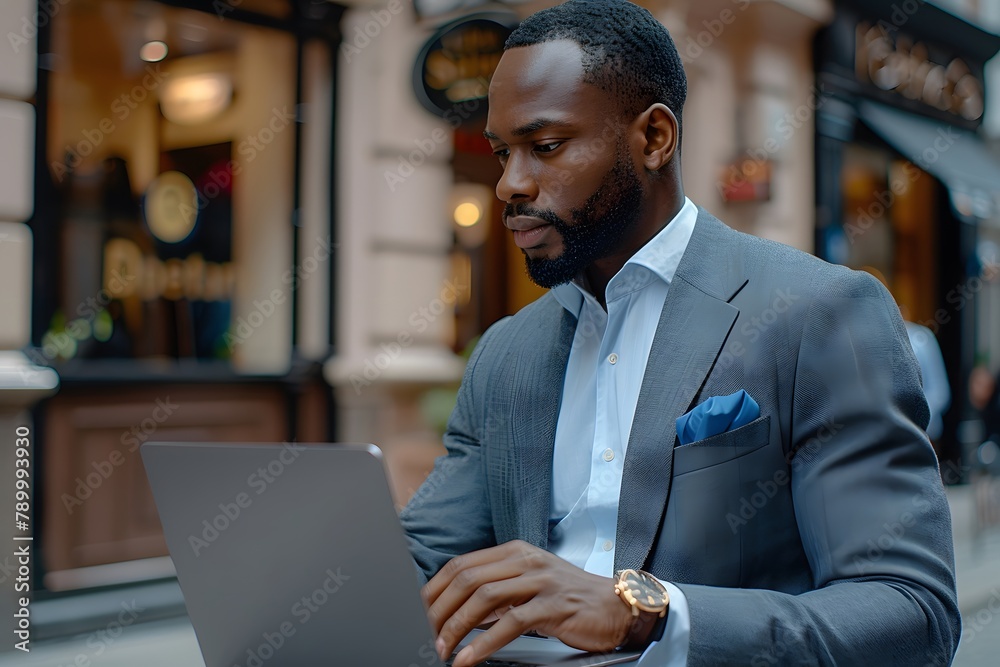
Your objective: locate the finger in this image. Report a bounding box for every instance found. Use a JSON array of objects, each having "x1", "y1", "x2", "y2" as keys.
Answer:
[
  {"x1": 450, "y1": 600, "x2": 550, "y2": 667},
  {"x1": 436, "y1": 574, "x2": 541, "y2": 661},
  {"x1": 422, "y1": 541, "x2": 530, "y2": 607},
  {"x1": 423, "y1": 547, "x2": 507, "y2": 608},
  {"x1": 473, "y1": 602, "x2": 515, "y2": 628},
  {"x1": 426, "y1": 557, "x2": 528, "y2": 635}
]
